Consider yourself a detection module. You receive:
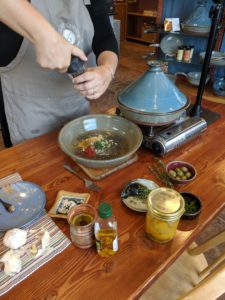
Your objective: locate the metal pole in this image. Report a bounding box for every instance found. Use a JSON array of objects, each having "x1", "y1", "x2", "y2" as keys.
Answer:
[{"x1": 190, "y1": 0, "x2": 225, "y2": 117}]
